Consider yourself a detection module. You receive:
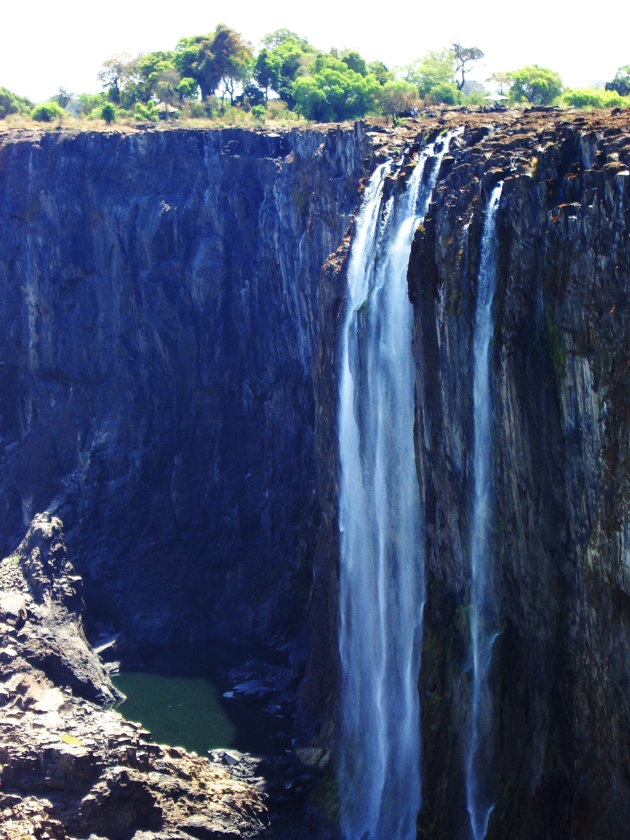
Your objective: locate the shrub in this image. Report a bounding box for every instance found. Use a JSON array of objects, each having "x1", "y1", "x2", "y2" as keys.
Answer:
[
  {"x1": 251, "y1": 104, "x2": 266, "y2": 121},
  {"x1": 0, "y1": 86, "x2": 32, "y2": 119},
  {"x1": 101, "y1": 102, "x2": 116, "y2": 123},
  {"x1": 134, "y1": 101, "x2": 158, "y2": 122},
  {"x1": 563, "y1": 88, "x2": 628, "y2": 109},
  {"x1": 31, "y1": 101, "x2": 65, "y2": 122}
]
